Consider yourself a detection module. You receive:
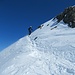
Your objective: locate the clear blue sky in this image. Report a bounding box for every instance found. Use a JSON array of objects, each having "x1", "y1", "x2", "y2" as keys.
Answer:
[{"x1": 0, "y1": 0, "x2": 75, "y2": 51}]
